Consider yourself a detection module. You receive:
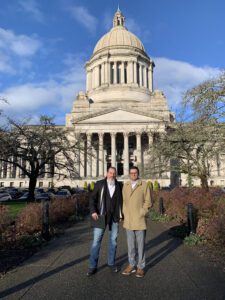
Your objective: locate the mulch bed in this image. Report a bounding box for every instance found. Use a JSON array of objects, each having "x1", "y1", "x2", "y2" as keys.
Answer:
[{"x1": 195, "y1": 243, "x2": 225, "y2": 273}]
